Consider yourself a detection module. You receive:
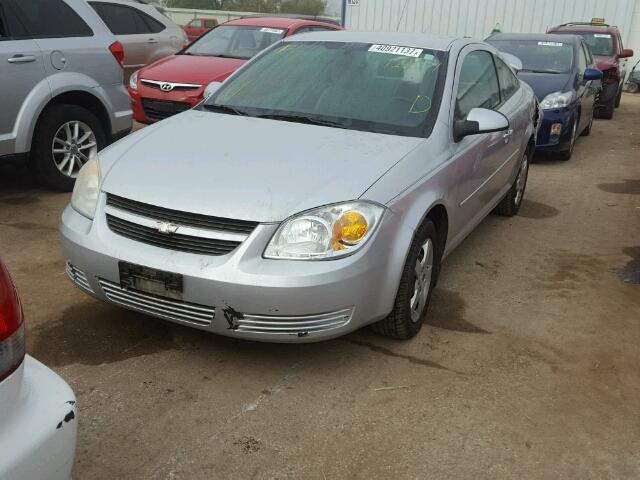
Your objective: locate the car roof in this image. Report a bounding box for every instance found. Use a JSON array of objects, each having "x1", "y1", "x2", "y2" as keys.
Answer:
[
  {"x1": 488, "y1": 32, "x2": 580, "y2": 44},
  {"x1": 549, "y1": 24, "x2": 619, "y2": 34},
  {"x1": 225, "y1": 16, "x2": 337, "y2": 29},
  {"x1": 283, "y1": 31, "x2": 459, "y2": 51}
]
